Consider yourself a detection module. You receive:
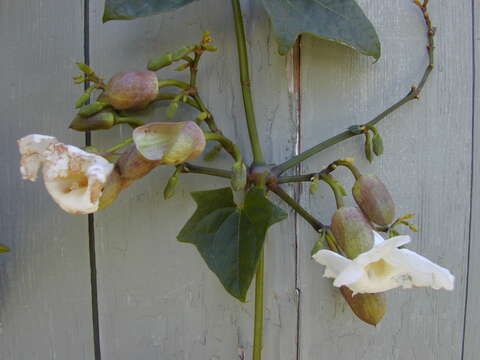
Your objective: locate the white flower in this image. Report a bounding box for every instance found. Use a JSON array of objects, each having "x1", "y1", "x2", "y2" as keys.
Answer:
[
  {"x1": 313, "y1": 231, "x2": 454, "y2": 294},
  {"x1": 18, "y1": 134, "x2": 114, "y2": 214}
]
